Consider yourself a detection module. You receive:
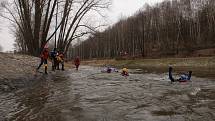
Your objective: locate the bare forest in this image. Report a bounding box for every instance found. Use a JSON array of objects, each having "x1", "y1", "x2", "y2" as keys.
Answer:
[
  {"x1": 70, "y1": 0, "x2": 215, "y2": 59},
  {"x1": 0, "y1": 0, "x2": 110, "y2": 56}
]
